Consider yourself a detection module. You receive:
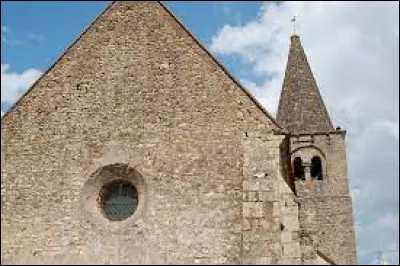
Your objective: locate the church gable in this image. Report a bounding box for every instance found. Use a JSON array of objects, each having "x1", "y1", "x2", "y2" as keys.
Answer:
[
  {"x1": 1, "y1": 2, "x2": 286, "y2": 264},
  {"x1": 1, "y1": 1, "x2": 280, "y2": 133}
]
